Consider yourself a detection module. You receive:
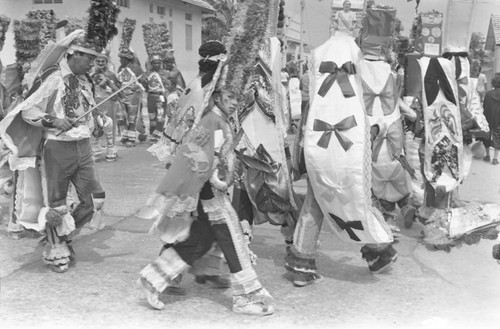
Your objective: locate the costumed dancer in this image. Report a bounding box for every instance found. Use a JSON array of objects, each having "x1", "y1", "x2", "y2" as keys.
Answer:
[
  {"x1": 0, "y1": 0, "x2": 119, "y2": 273},
  {"x1": 142, "y1": 54, "x2": 169, "y2": 143},
  {"x1": 228, "y1": 0, "x2": 299, "y2": 247},
  {"x1": 0, "y1": 15, "x2": 15, "y2": 231},
  {"x1": 413, "y1": 3, "x2": 500, "y2": 249},
  {"x1": 138, "y1": 40, "x2": 274, "y2": 315},
  {"x1": 284, "y1": 33, "x2": 395, "y2": 287},
  {"x1": 4, "y1": 13, "x2": 56, "y2": 237},
  {"x1": 147, "y1": 41, "x2": 225, "y2": 166},
  {"x1": 358, "y1": 8, "x2": 414, "y2": 231},
  {"x1": 90, "y1": 52, "x2": 120, "y2": 161},
  {"x1": 141, "y1": 22, "x2": 174, "y2": 143},
  {"x1": 117, "y1": 18, "x2": 144, "y2": 147},
  {"x1": 0, "y1": 15, "x2": 11, "y2": 119},
  {"x1": 164, "y1": 54, "x2": 186, "y2": 92}
]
